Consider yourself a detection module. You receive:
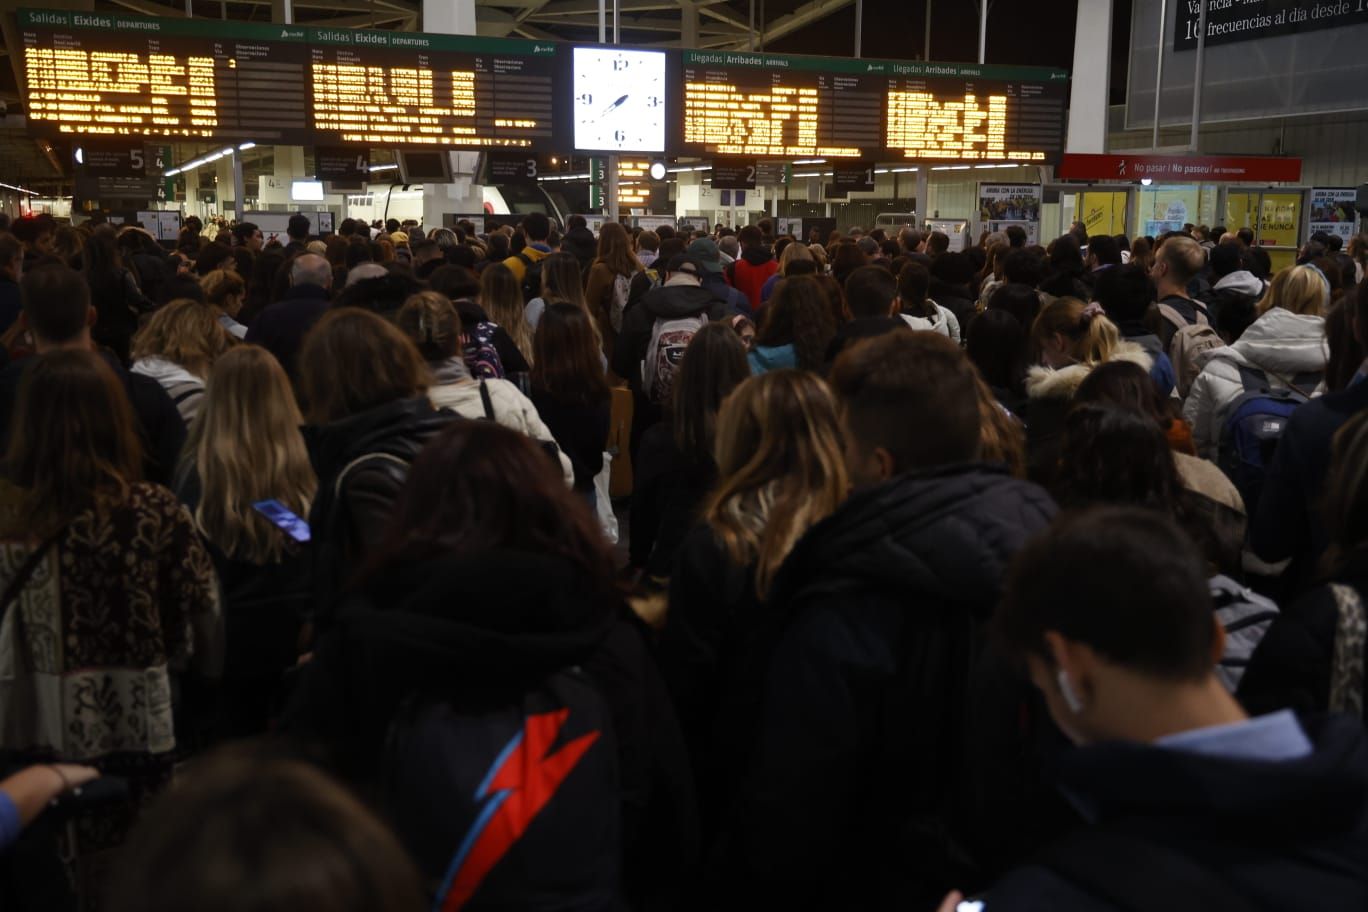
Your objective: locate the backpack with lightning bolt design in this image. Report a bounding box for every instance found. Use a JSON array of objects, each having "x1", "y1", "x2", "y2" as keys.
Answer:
[{"x1": 380, "y1": 666, "x2": 622, "y2": 911}]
